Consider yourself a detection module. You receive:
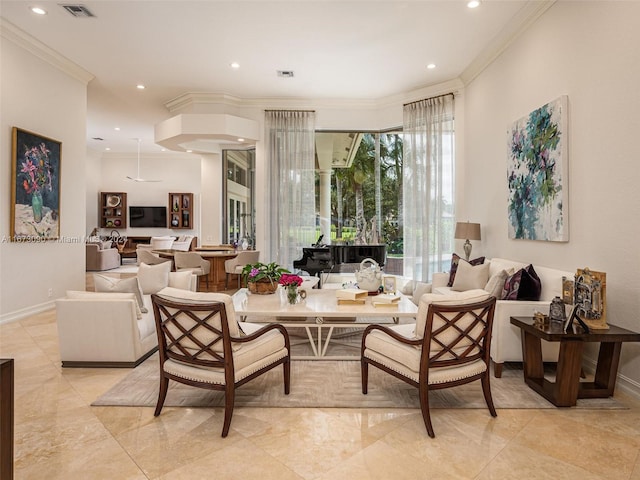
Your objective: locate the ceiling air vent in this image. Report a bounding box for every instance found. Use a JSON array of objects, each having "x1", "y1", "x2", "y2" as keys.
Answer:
[
  {"x1": 61, "y1": 5, "x2": 95, "y2": 17},
  {"x1": 277, "y1": 70, "x2": 295, "y2": 78}
]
